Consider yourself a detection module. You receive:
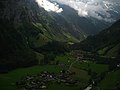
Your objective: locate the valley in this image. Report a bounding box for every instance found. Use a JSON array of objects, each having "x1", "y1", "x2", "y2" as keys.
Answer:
[
  {"x1": 0, "y1": 0, "x2": 120, "y2": 90},
  {"x1": 0, "y1": 50, "x2": 119, "y2": 90}
]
